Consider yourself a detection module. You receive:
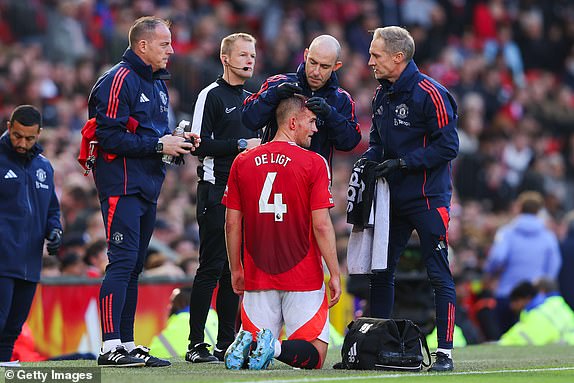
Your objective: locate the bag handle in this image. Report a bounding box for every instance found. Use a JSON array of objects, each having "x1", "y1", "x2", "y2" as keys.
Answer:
[{"x1": 412, "y1": 323, "x2": 432, "y2": 367}]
